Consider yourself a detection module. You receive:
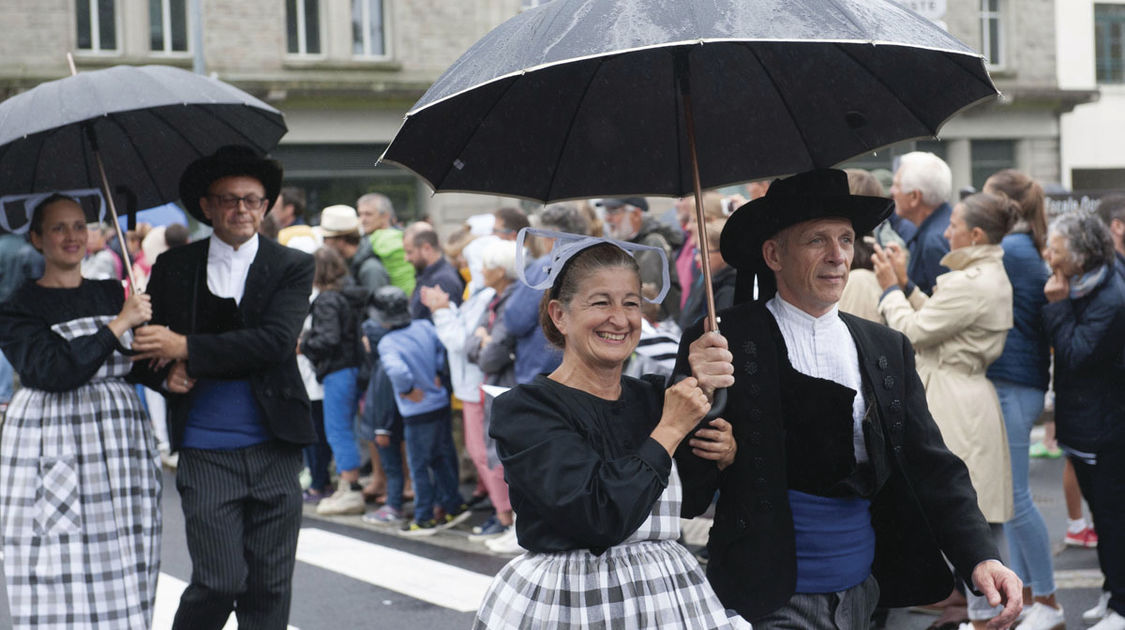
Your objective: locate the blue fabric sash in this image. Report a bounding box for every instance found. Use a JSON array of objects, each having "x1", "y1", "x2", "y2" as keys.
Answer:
[
  {"x1": 789, "y1": 489, "x2": 875, "y2": 594},
  {"x1": 183, "y1": 378, "x2": 270, "y2": 450}
]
